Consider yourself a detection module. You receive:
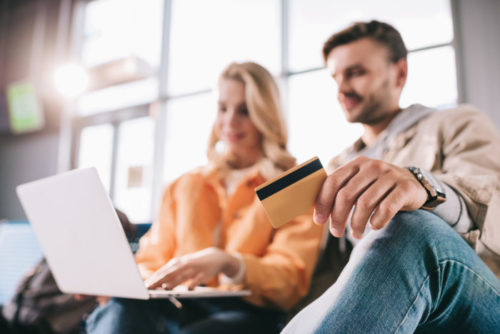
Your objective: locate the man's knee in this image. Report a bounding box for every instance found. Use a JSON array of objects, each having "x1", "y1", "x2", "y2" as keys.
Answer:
[{"x1": 354, "y1": 210, "x2": 469, "y2": 266}]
